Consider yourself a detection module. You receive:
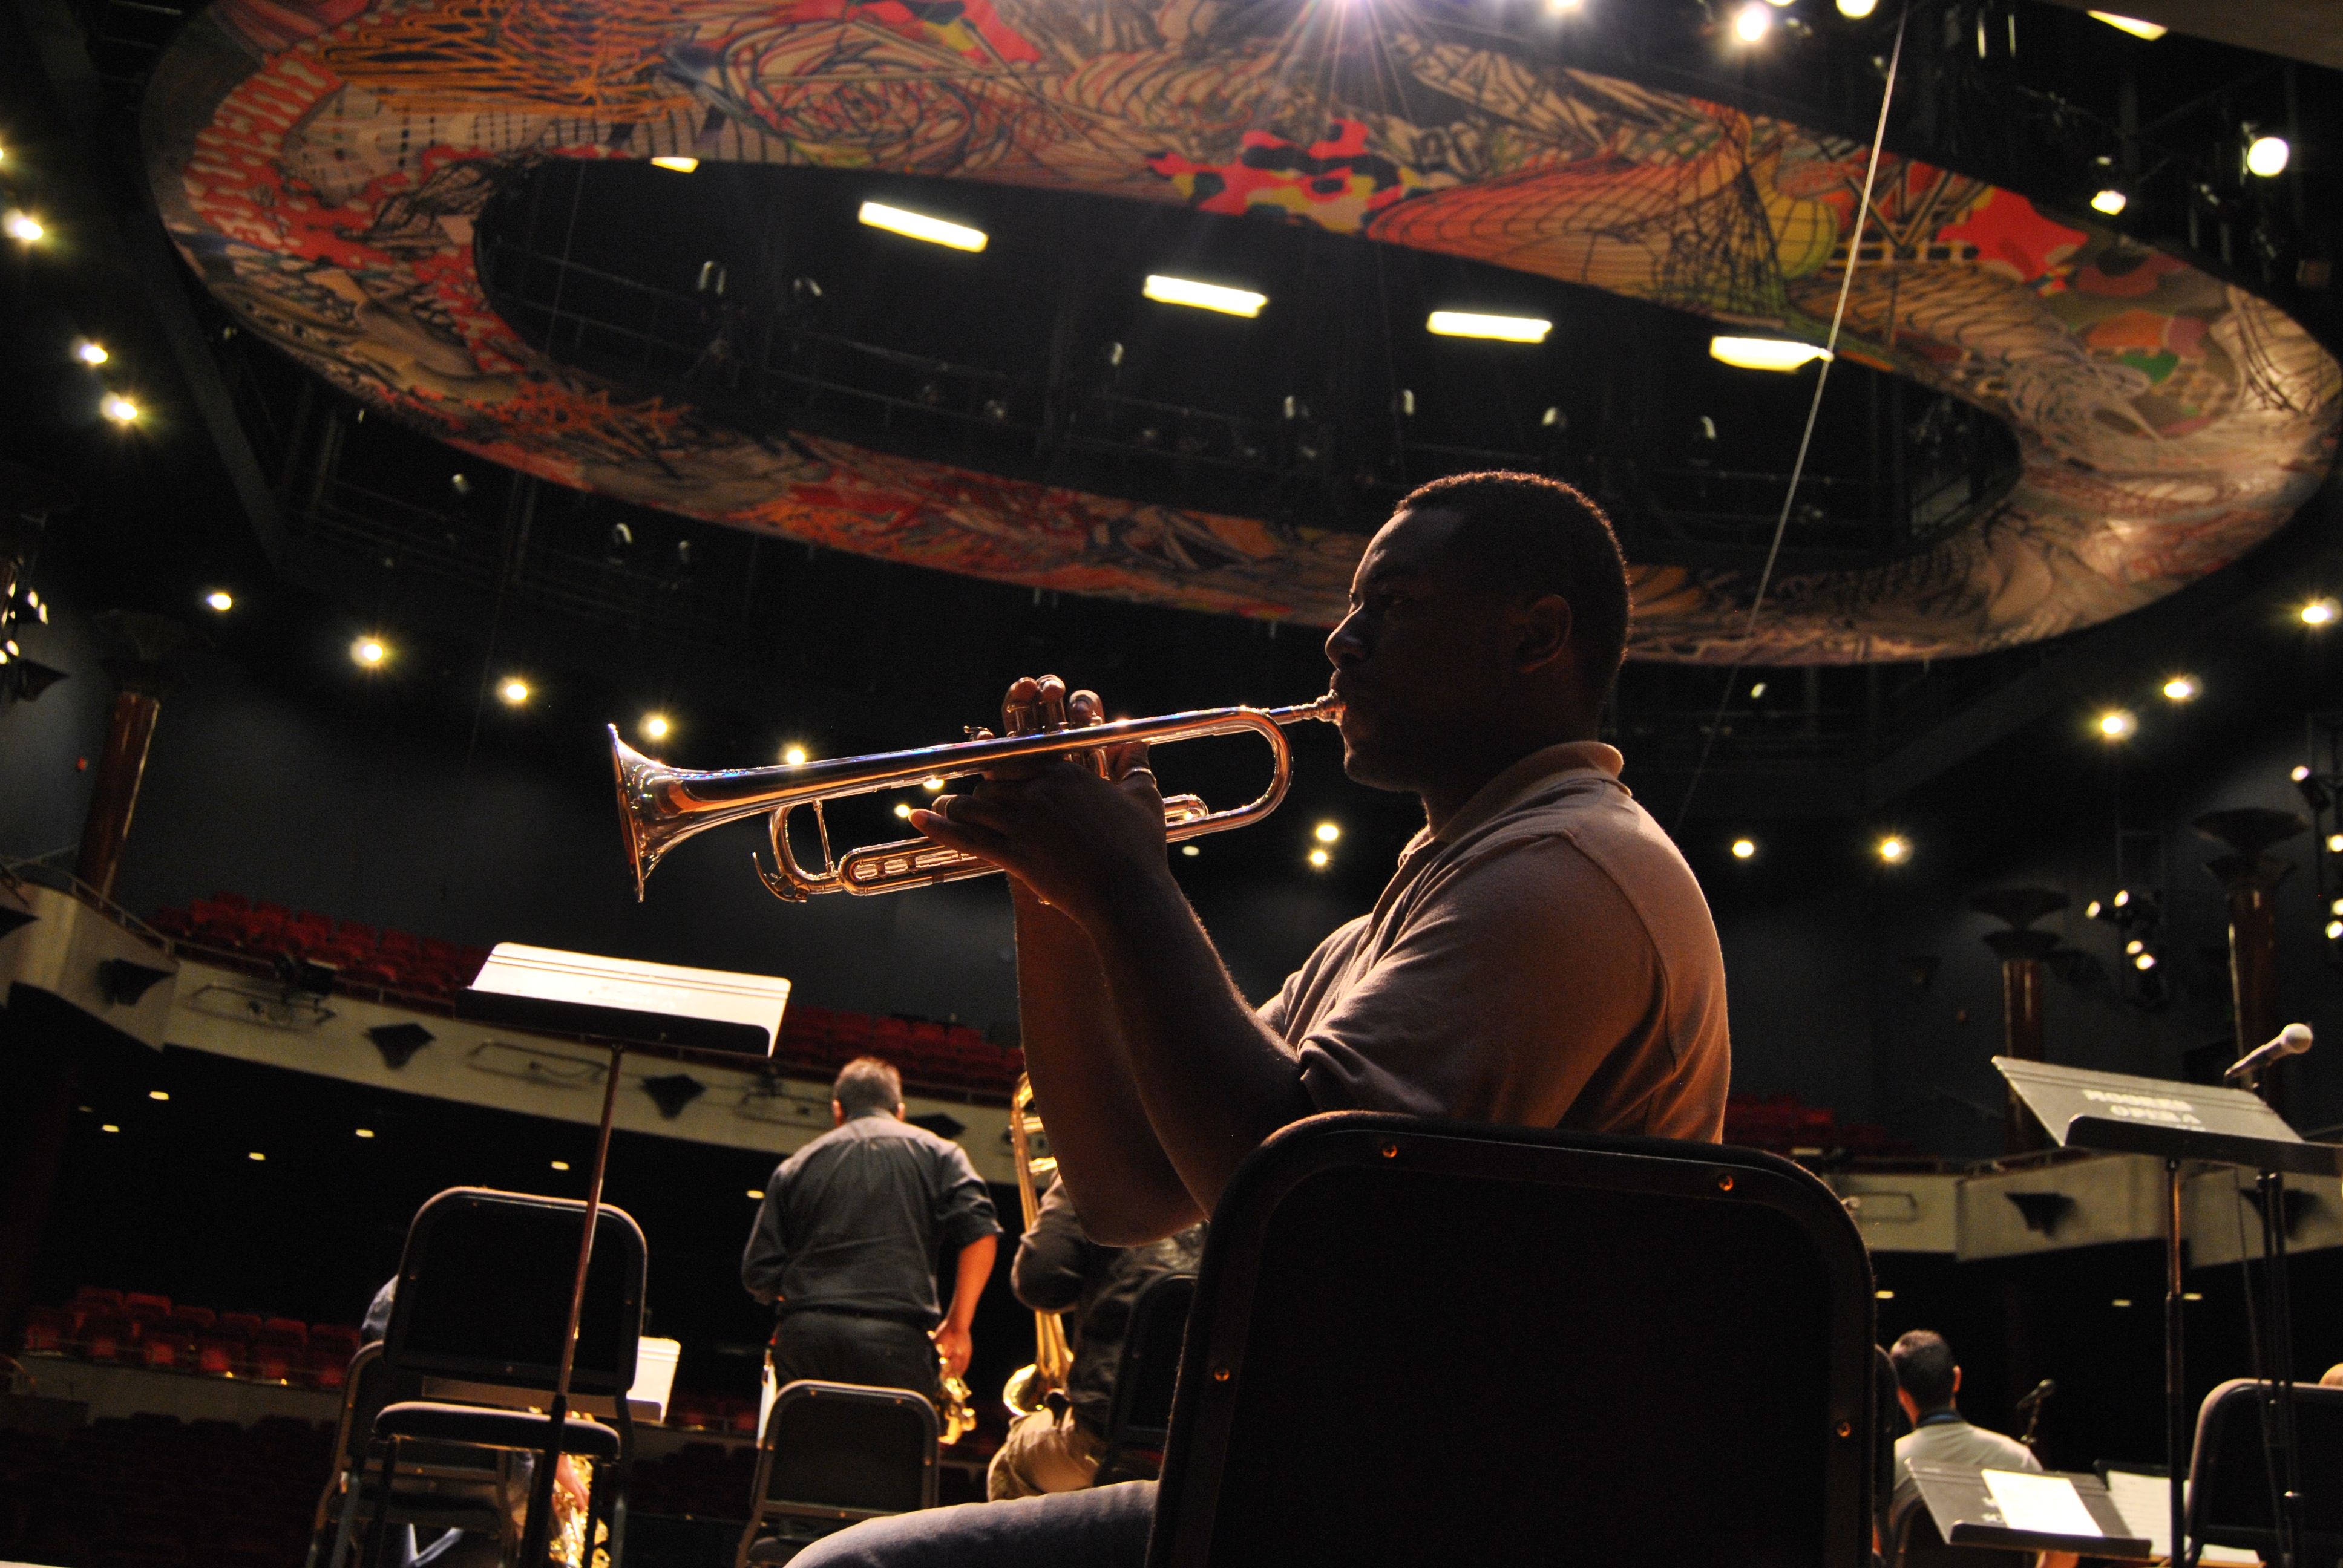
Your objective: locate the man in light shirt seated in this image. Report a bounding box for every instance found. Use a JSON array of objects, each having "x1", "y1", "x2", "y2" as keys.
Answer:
[{"x1": 1889, "y1": 1329, "x2": 2080, "y2": 1568}]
